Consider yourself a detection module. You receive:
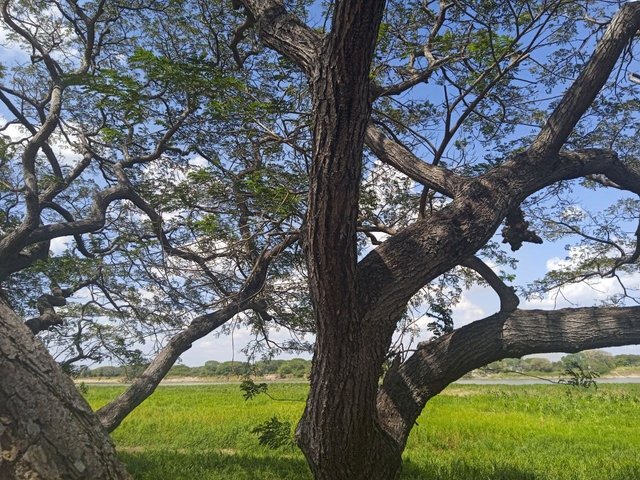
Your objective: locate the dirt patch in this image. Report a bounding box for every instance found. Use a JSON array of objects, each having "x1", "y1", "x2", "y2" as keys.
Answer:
[{"x1": 440, "y1": 388, "x2": 482, "y2": 397}]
